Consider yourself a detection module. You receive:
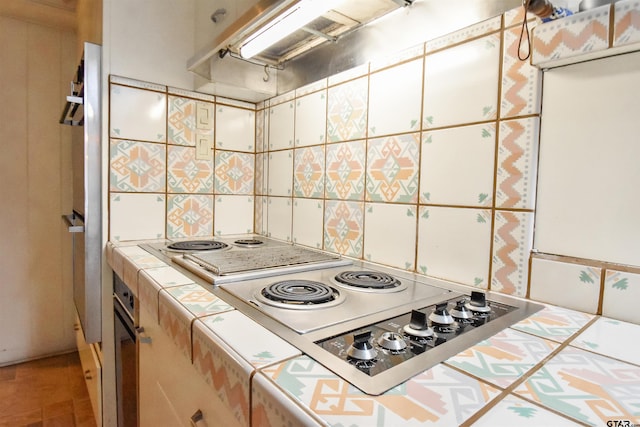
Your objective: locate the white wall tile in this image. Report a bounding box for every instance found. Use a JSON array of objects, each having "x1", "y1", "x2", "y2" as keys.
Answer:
[
  {"x1": 269, "y1": 101, "x2": 294, "y2": 150},
  {"x1": 295, "y1": 91, "x2": 327, "y2": 147},
  {"x1": 216, "y1": 105, "x2": 255, "y2": 152},
  {"x1": 420, "y1": 124, "x2": 495, "y2": 206},
  {"x1": 268, "y1": 150, "x2": 293, "y2": 196},
  {"x1": 267, "y1": 197, "x2": 292, "y2": 242},
  {"x1": 110, "y1": 84, "x2": 166, "y2": 142},
  {"x1": 417, "y1": 206, "x2": 492, "y2": 287},
  {"x1": 368, "y1": 59, "x2": 423, "y2": 137},
  {"x1": 423, "y1": 34, "x2": 500, "y2": 128},
  {"x1": 110, "y1": 193, "x2": 166, "y2": 241},
  {"x1": 364, "y1": 203, "x2": 417, "y2": 271},
  {"x1": 530, "y1": 258, "x2": 601, "y2": 313},
  {"x1": 603, "y1": 270, "x2": 640, "y2": 324},
  {"x1": 292, "y1": 198, "x2": 324, "y2": 249},
  {"x1": 214, "y1": 195, "x2": 254, "y2": 236}
]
